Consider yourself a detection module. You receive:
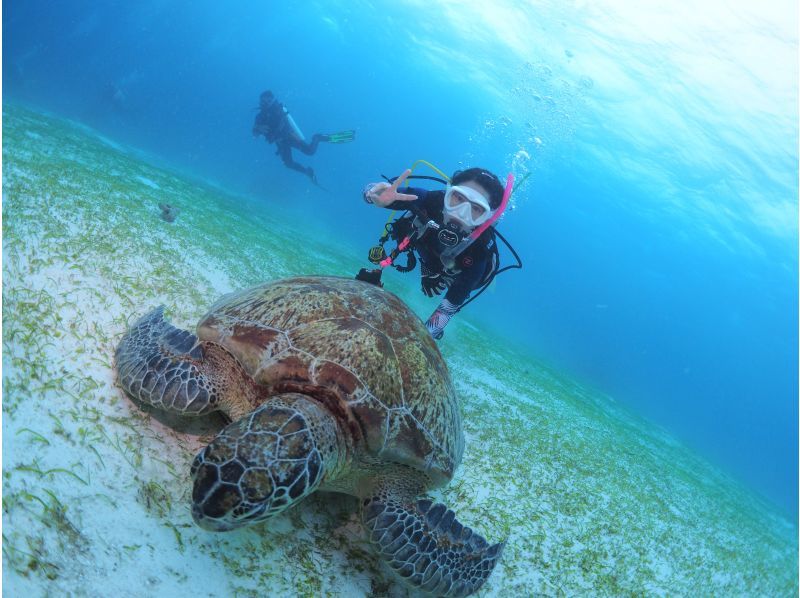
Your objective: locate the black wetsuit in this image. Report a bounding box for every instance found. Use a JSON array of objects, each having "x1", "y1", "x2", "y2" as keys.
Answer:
[
  {"x1": 385, "y1": 187, "x2": 495, "y2": 306},
  {"x1": 252, "y1": 99, "x2": 323, "y2": 178}
]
